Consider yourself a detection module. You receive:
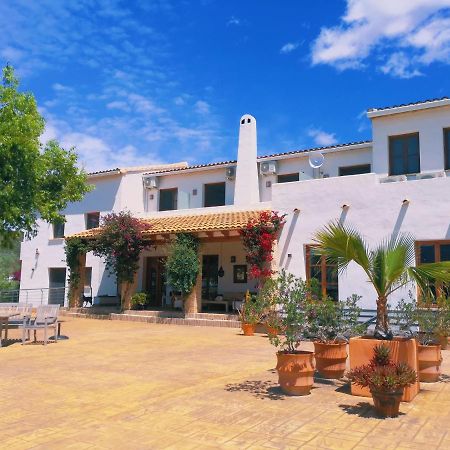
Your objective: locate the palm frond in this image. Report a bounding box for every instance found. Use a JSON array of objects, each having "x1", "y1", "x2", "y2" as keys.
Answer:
[{"x1": 409, "y1": 262, "x2": 450, "y2": 298}]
